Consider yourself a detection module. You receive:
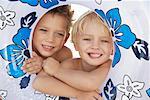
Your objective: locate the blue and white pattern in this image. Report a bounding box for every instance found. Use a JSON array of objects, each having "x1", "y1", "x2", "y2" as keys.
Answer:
[
  {"x1": 0, "y1": 90, "x2": 7, "y2": 100},
  {"x1": 0, "y1": 12, "x2": 37, "y2": 78},
  {"x1": 104, "y1": 79, "x2": 117, "y2": 100},
  {"x1": 95, "y1": 8, "x2": 136, "y2": 67},
  {"x1": 146, "y1": 88, "x2": 150, "y2": 97},
  {"x1": 0, "y1": 0, "x2": 149, "y2": 100},
  {"x1": 0, "y1": 6, "x2": 15, "y2": 30},
  {"x1": 95, "y1": 0, "x2": 102, "y2": 5},
  {"x1": 117, "y1": 75, "x2": 144, "y2": 100},
  {"x1": 20, "y1": 0, "x2": 59, "y2": 9}
]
